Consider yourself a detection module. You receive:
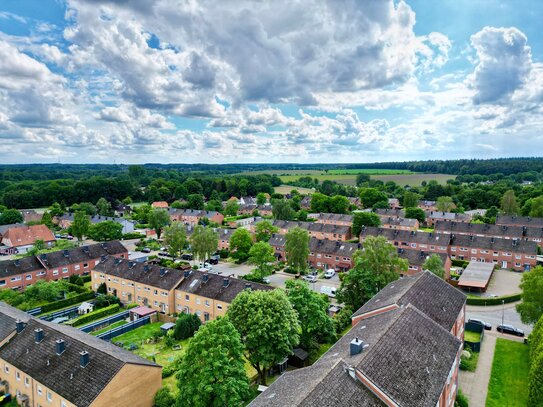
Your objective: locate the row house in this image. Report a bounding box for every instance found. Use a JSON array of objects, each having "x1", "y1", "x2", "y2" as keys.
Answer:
[
  {"x1": 0, "y1": 224, "x2": 56, "y2": 254},
  {"x1": 237, "y1": 204, "x2": 273, "y2": 217},
  {"x1": 425, "y1": 211, "x2": 472, "y2": 227},
  {"x1": 435, "y1": 220, "x2": 543, "y2": 248},
  {"x1": 174, "y1": 270, "x2": 272, "y2": 323},
  {"x1": 379, "y1": 216, "x2": 419, "y2": 231},
  {"x1": 311, "y1": 213, "x2": 353, "y2": 227},
  {"x1": 92, "y1": 257, "x2": 184, "y2": 314},
  {"x1": 168, "y1": 209, "x2": 224, "y2": 226},
  {"x1": 0, "y1": 302, "x2": 161, "y2": 407},
  {"x1": 251, "y1": 271, "x2": 466, "y2": 407},
  {"x1": 360, "y1": 227, "x2": 450, "y2": 254},
  {"x1": 300, "y1": 196, "x2": 312, "y2": 210},
  {"x1": 217, "y1": 228, "x2": 235, "y2": 250},
  {"x1": 0, "y1": 241, "x2": 127, "y2": 291},
  {"x1": 496, "y1": 215, "x2": 543, "y2": 228},
  {"x1": 448, "y1": 234, "x2": 537, "y2": 271},
  {"x1": 397, "y1": 248, "x2": 452, "y2": 279},
  {"x1": 273, "y1": 220, "x2": 352, "y2": 241},
  {"x1": 56, "y1": 214, "x2": 136, "y2": 234},
  {"x1": 374, "y1": 208, "x2": 405, "y2": 218},
  {"x1": 227, "y1": 216, "x2": 262, "y2": 229},
  {"x1": 418, "y1": 200, "x2": 437, "y2": 211},
  {"x1": 388, "y1": 198, "x2": 401, "y2": 209}
]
